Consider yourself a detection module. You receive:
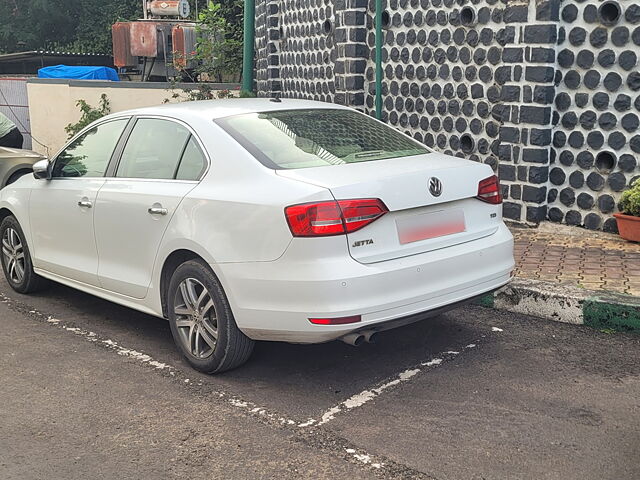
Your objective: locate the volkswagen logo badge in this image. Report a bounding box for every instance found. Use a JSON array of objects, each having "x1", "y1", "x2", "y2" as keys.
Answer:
[{"x1": 429, "y1": 177, "x2": 443, "y2": 197}]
